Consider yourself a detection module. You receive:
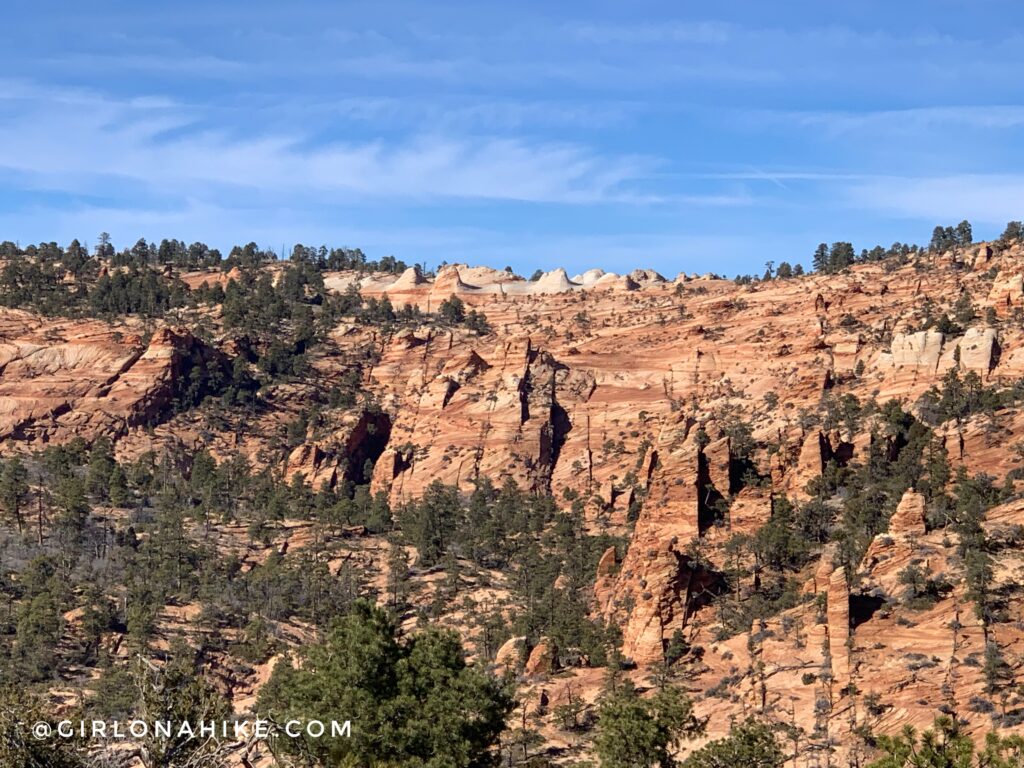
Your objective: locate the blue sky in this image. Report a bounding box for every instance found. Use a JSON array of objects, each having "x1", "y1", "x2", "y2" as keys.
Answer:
[{"x1": 2, "y1": 1, "x2": 1024, "y2": 276}]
